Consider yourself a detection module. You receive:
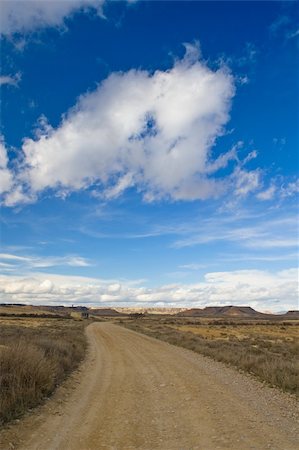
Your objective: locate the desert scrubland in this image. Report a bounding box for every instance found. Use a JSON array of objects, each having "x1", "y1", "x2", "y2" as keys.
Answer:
[
  {"x1": 0, "y1": 307, "x2": 298, "y2": 450},
  {"x1": 118, "y1": 315, "x2": 299, "y2": 395},
  {"x1": 0, "y1": 322, "x2": 298, "y2": 450},
  {"x1": 0, "y1": 313, "x2": 87, "y2": 426}
]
